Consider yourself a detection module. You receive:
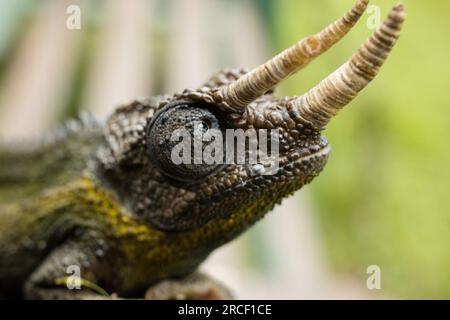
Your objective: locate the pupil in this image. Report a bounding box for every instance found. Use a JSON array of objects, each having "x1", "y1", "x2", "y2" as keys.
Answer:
[
  {"x1": 199, "y1": 119, "x2": 211, "y2": 133},
  {"x1": 202, "y1": 118, "x2": 212, "y2": 129}
]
